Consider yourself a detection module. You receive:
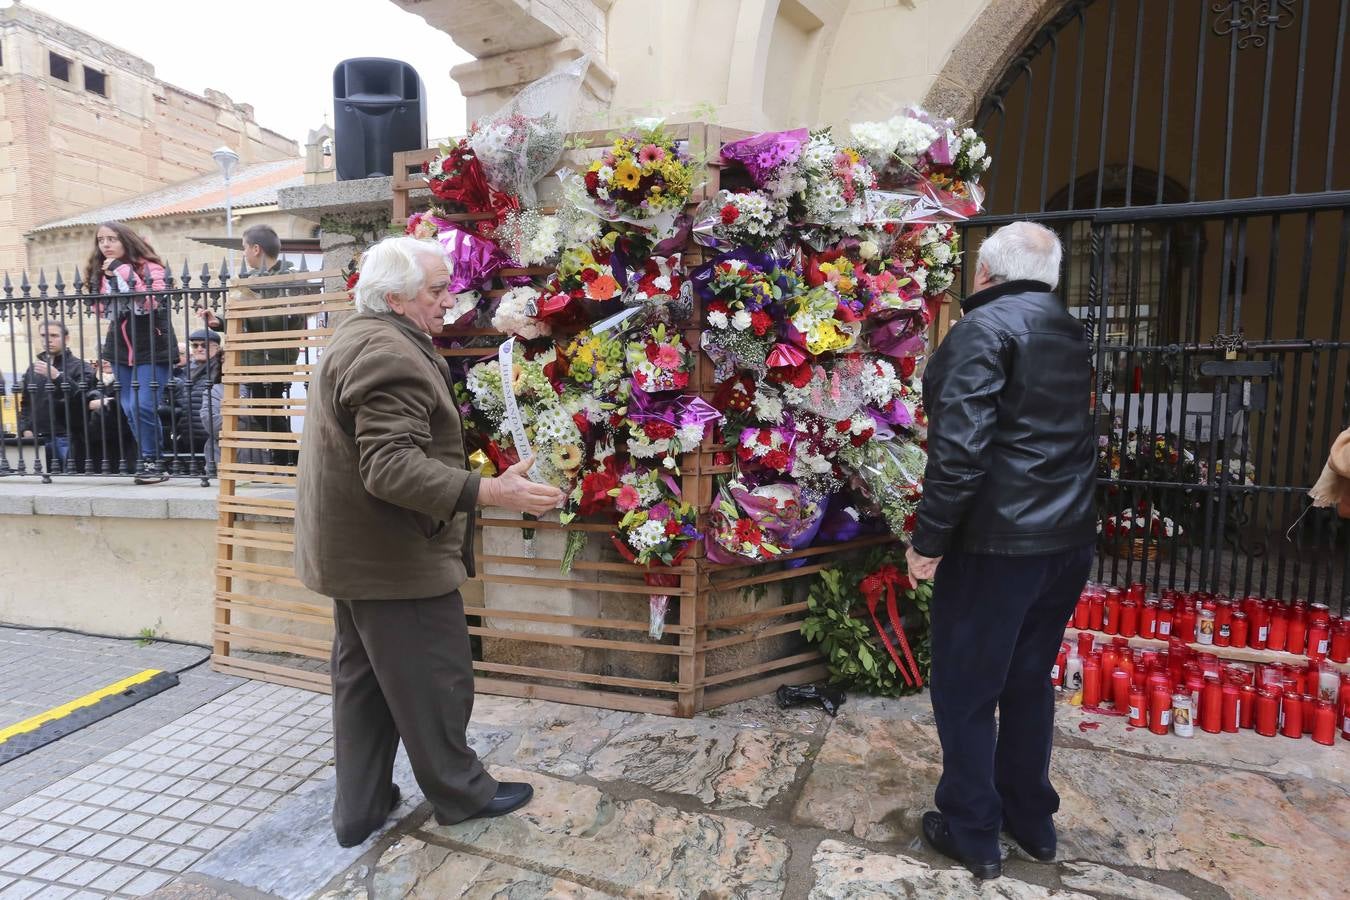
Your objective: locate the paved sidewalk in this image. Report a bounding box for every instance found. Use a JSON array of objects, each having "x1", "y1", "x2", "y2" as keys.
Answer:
[
  {"x1": 0, "y1": 629, "x2": 241, "y2": 812},
  {"x1": 2, "y1": 627, "x2": 1347, "y2": 899}
]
